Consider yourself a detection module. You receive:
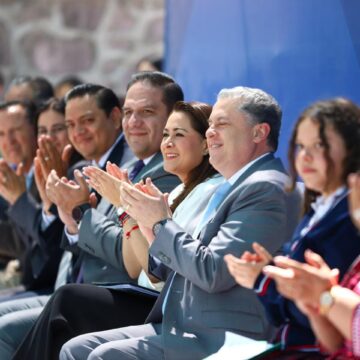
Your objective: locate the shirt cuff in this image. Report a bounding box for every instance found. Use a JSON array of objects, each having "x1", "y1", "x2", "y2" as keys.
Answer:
[
  {"x1": 254, "y1": 273, "x2": 272, "y2": 296},
  {"x1": 41, "y1": 209, "x2": 56, "y2": 232},
  {"x1": 64, "y1": 226, "x2": 80, "y2": 245}
]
